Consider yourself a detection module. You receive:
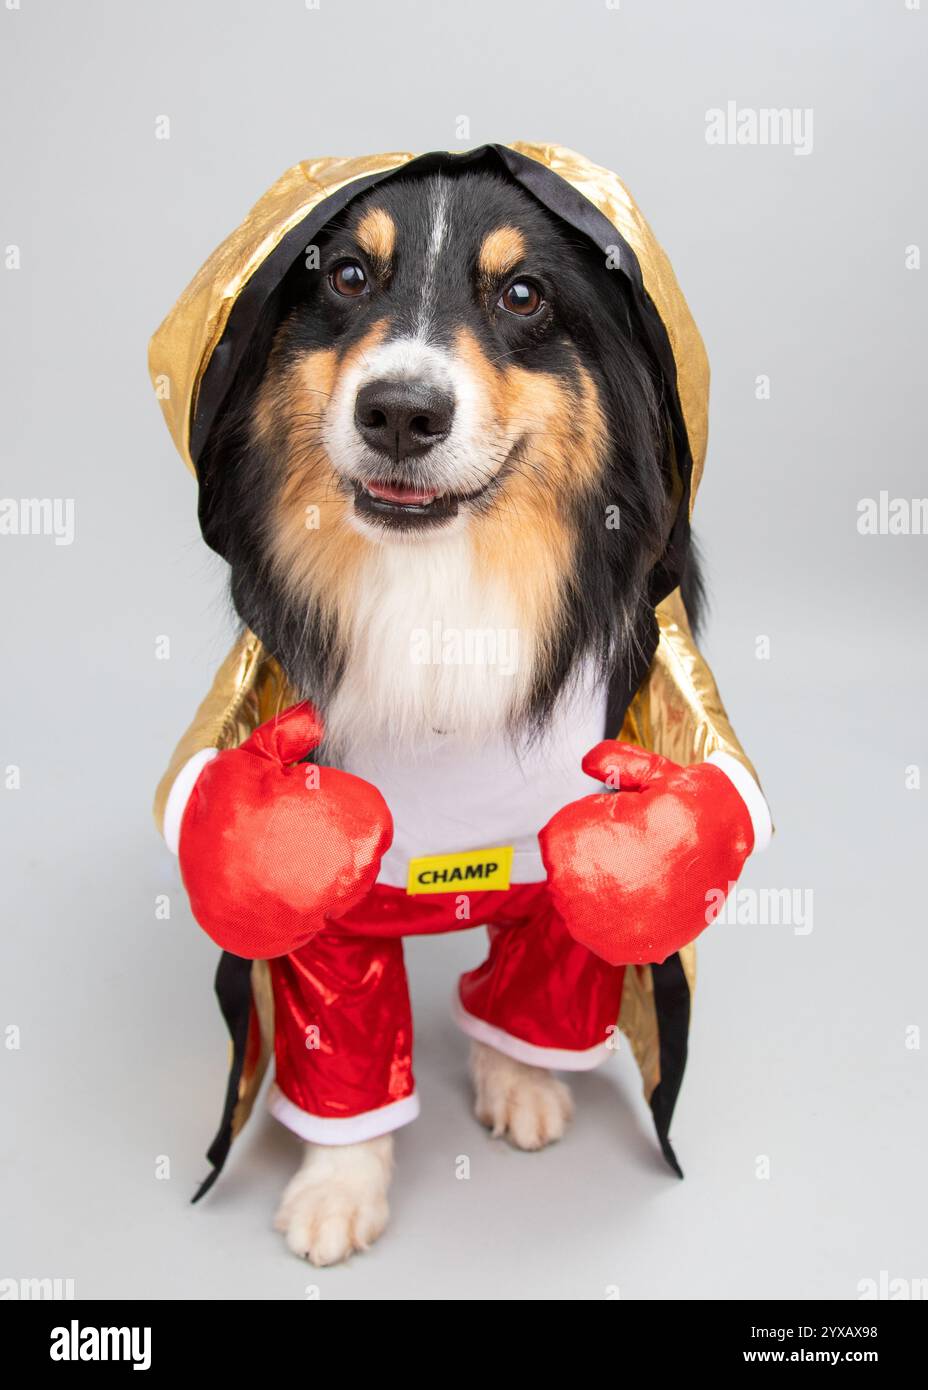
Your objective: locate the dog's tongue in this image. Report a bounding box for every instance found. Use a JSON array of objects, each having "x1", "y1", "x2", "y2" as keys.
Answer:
[{"x1": 367, "y1": 481, "x2": 439, "y2": 505}]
